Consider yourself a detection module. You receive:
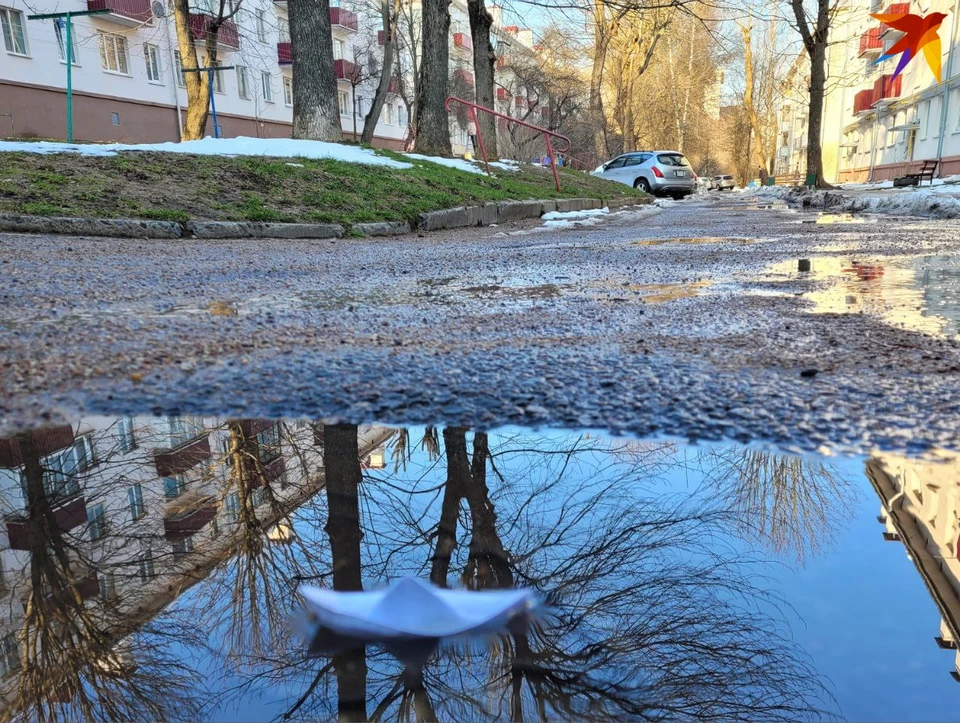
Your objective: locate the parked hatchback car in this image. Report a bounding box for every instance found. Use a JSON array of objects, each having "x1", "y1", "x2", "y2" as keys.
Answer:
[
  {"x1": 712, "y1": 174, "x2": 735, "y2": 191},
  {"x1": 591, "y1": 151, "x2": 696, "y2": 198}
]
